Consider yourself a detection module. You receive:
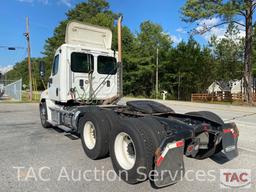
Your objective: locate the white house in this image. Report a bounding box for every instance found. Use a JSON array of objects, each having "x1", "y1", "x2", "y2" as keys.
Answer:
[
  {"x1": 230, "y1": 79, "x2": 243, "y2": 94},
  {"x1": 207, "y1": 81, "x2": 230, "y2": 94},
  {"x1": 208, "y1": 79, "x2": 255, "y2": 94}
]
